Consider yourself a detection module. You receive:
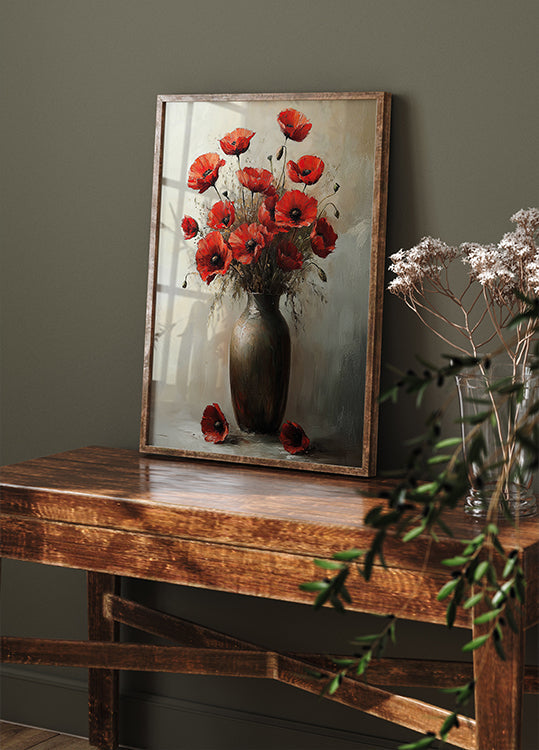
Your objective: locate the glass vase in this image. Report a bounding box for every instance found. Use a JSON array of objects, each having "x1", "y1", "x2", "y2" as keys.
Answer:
[{"x1": 456, "y1": 364, "x2": 538, "y2": 518}]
